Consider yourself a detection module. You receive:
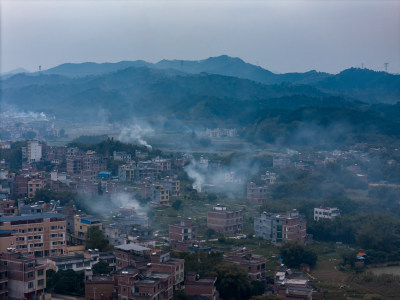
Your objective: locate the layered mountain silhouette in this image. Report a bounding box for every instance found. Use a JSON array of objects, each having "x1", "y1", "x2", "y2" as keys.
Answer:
[{"x1": 1, "y1": 55, "x2": 399, "y2": 145}]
